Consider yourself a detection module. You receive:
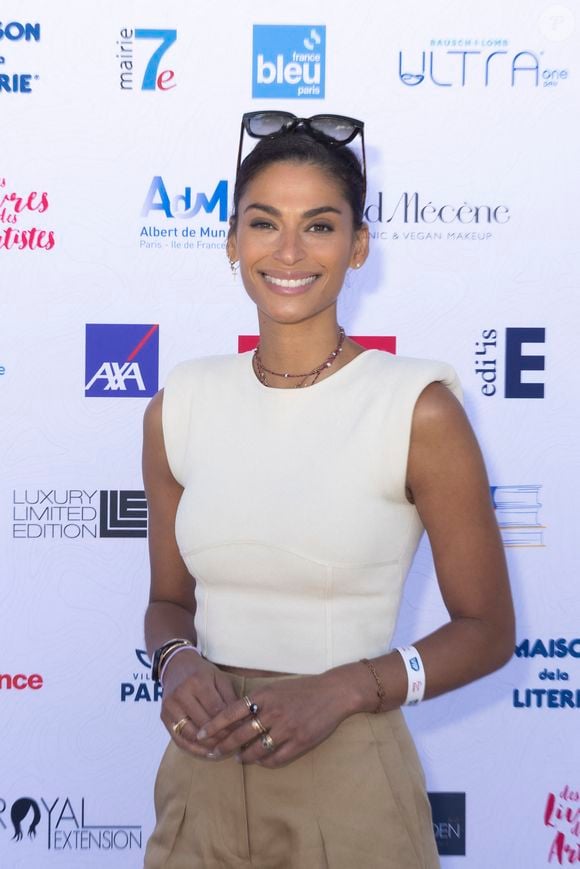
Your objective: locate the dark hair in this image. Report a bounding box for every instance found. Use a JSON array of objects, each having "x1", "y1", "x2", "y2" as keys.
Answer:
[{"x1": 231, "y1": 132, "x2": 365, "y2": 230}]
